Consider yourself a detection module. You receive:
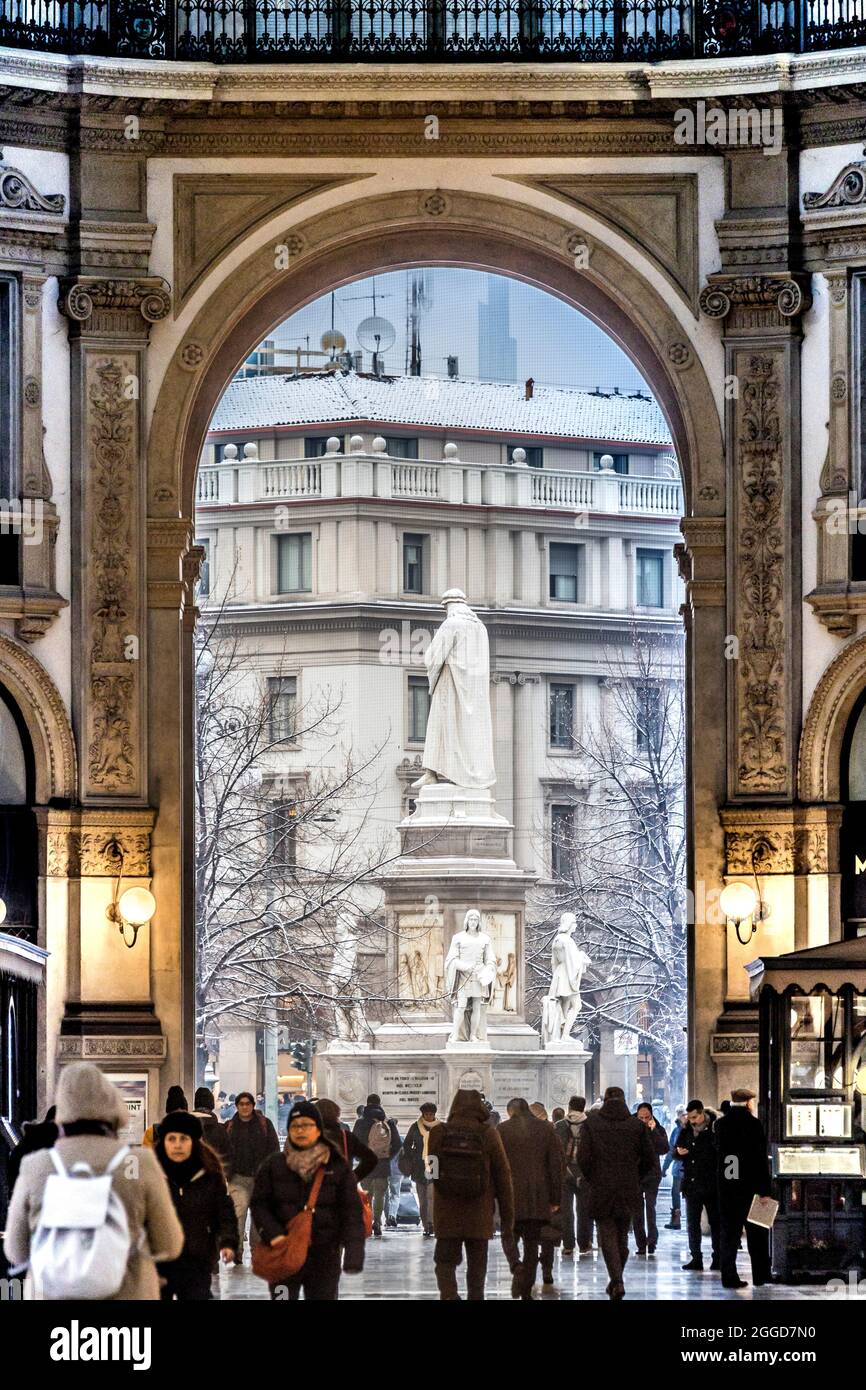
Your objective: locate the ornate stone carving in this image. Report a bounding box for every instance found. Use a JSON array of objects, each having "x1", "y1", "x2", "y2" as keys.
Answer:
[
  {"x1": 668, "y1": 341, "x2": 693, "y2": 369},
  {"x1": 803, "y1": 162, "x2": 866, "y2": 211},
  {"x1": 0, "y1": 154, "x2": 65, "y2": 214},
  {"x1": 720, "y1": 806, "x2": 843, "y2": 876},
  {"x1": 40, "y1": 810, "x2": 155, "y2": 878},
  {"x1": 0, "y1": 634, "x2": 77, "y2": 801},
  {"x1": 85, "y1": 357, "x2": 139, "y2": 794},
  {"x1": 734, "y1": 353, "x2": 787, "y2": 795},
  {"x1": 420, "y1": 190, "x2": 450, "y2": 217},
  {"x1": 60, "y1": 277, "x2": 171, "y2": 335},
  {"x1": 798, "y1": 631, "x2": 866, "y2": 803},
  {"x1": 711, "y1": 1034, "x2": 759, "y2": 1055},
  {"x1": 699, "y1": 273, "x2": 811, "y2": 323},
  {"x1": 179, "y1": 340, "x2": 205, "y2": 371},
  {"x1": 60, "y1": 1036, "x2": 166, "y2": 1060},
  {"x1": 830, "y1": 277, "x2": 848, "y2": 306}
]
